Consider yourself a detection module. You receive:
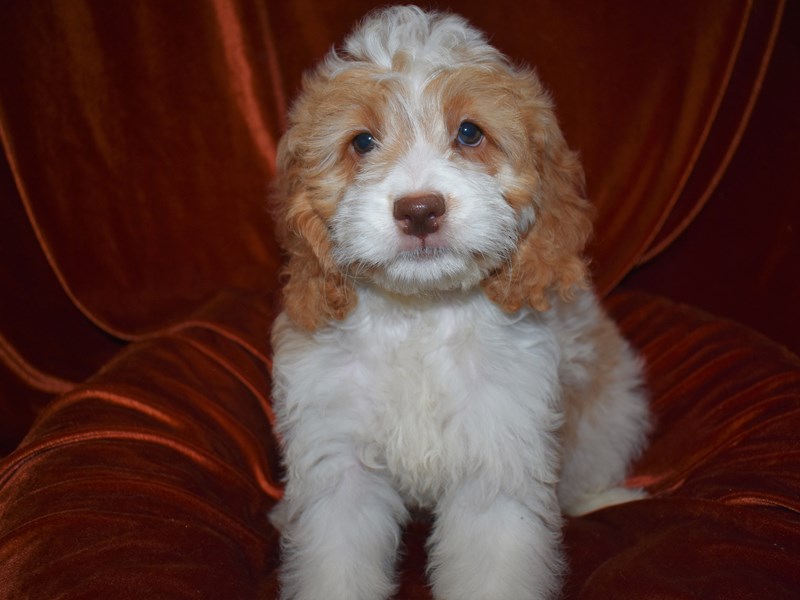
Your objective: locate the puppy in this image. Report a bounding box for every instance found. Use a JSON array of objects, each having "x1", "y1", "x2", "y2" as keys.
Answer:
[{"x1": 269, "y1": 6, "x2": 650, "y2": 599}]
